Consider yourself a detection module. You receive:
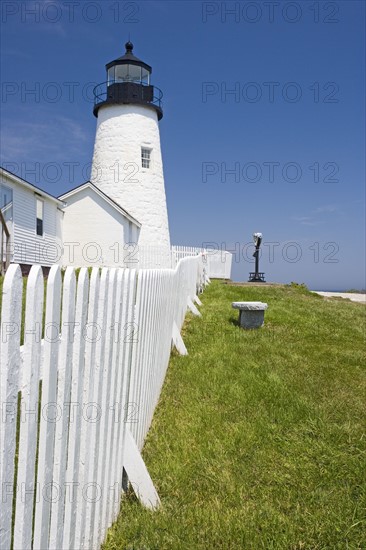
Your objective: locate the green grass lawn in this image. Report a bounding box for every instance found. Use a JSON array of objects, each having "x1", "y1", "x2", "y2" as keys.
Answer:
[{"x1": 103, "y1": 281, "x2": 366, "y2": 550}]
